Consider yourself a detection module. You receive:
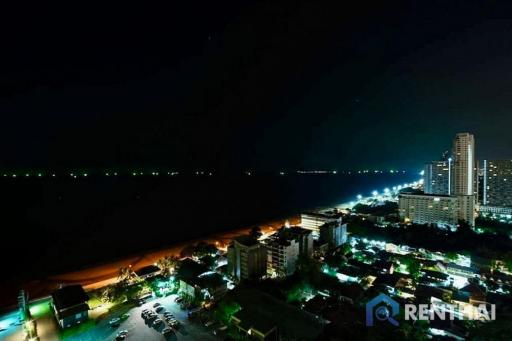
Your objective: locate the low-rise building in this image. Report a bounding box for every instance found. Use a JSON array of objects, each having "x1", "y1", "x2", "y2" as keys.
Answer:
[
  {"x1": 179, "y1": 272, "x2": 227, "y2": 300},
  {"x1": 479, "y1": 205, "x2": 512, "y2": 217},
  {"x1": 51, "y1": 285, "x2": 89, "y2": 329},
  {"x1": 135, "y1": 265, "x2": 161, "y2": 280},
  {"x1": 444, "y1": 263, "x2": 479, "y2": 277}
]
